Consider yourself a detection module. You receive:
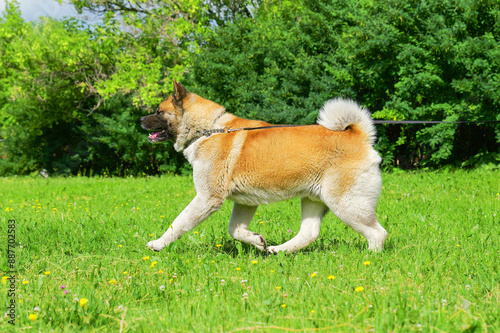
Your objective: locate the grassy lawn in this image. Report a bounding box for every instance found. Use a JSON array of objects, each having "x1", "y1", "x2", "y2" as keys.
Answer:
[{"x1": 0, "y1": 169, "x2": 499, "y2": 332}]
